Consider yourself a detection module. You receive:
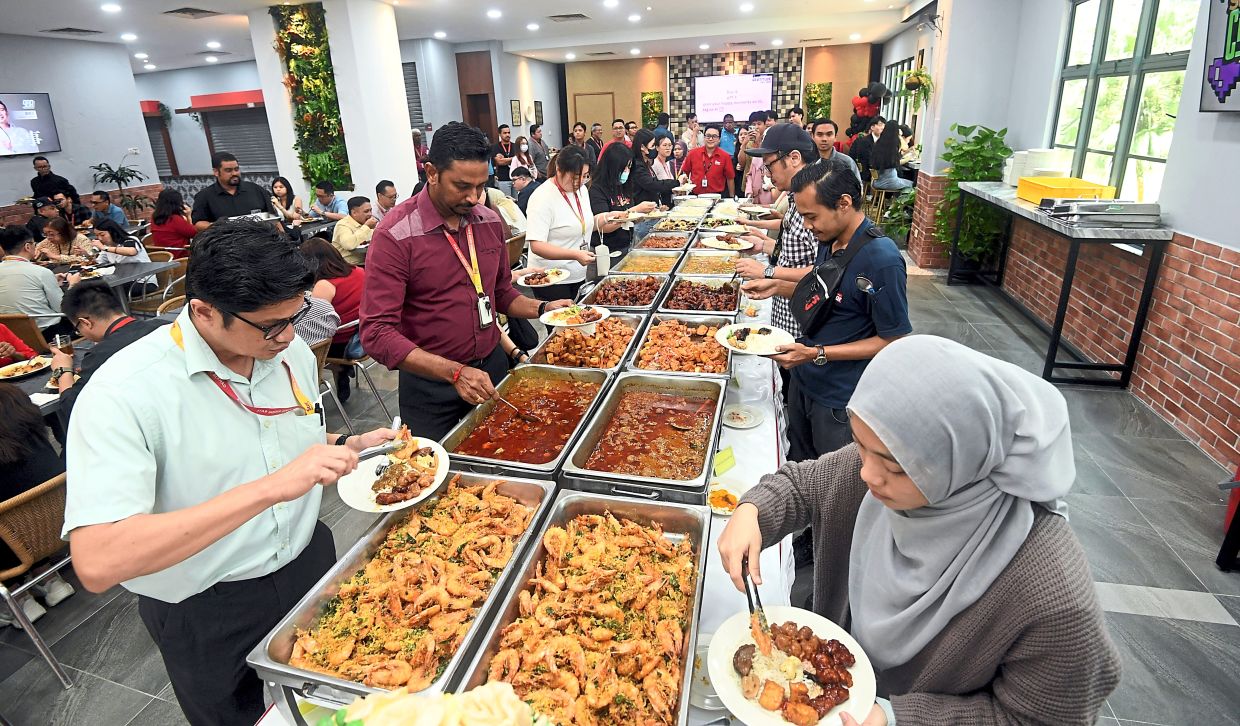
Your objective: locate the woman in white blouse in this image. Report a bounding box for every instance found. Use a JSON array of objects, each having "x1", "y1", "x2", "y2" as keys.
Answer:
[{"x1": 510, "y1": 136, "x2": 538, "y2": 181}]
